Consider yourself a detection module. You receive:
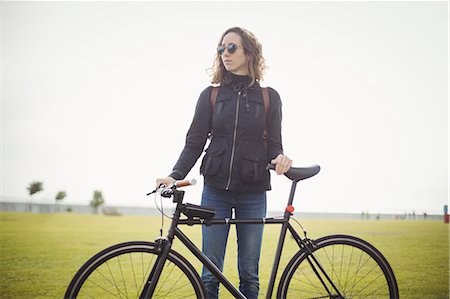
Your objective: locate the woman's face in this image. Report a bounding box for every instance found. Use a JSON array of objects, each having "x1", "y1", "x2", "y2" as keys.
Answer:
[{"x1": 220, "y1": 32, "x2": 249, "y2": 76}]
